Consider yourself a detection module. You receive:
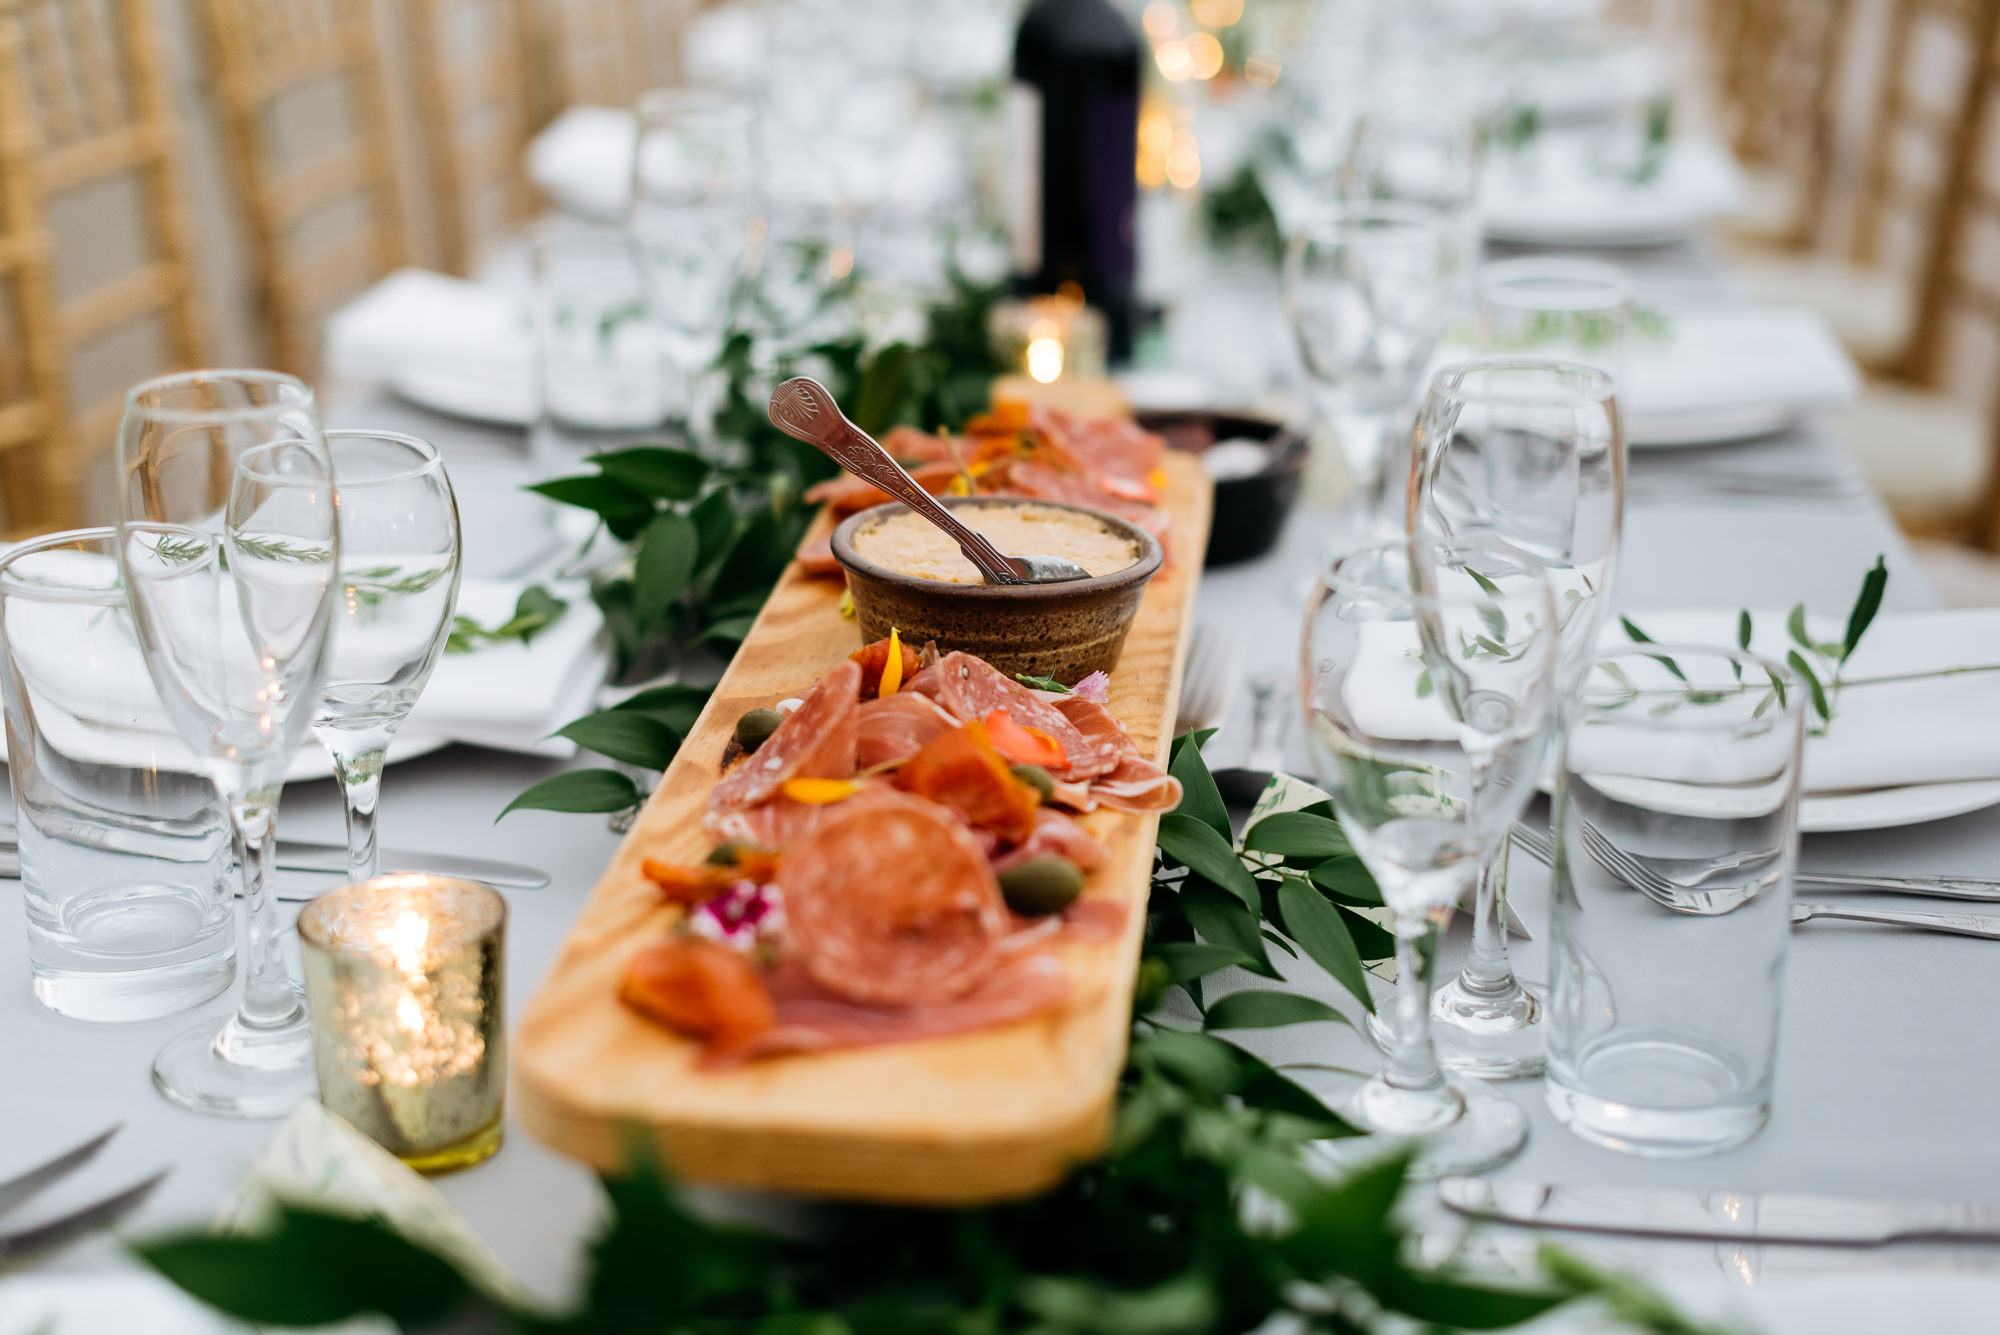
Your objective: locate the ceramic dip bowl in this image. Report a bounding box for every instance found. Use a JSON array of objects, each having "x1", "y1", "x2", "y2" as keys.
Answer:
[{"x1": 830, "y1": 496, "x2": 1165, "y2": 681}]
